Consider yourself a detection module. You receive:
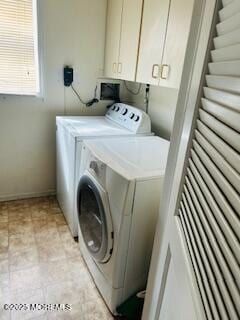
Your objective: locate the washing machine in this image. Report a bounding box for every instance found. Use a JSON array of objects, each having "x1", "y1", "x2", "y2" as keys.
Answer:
[
  {"x1": 56, "y1": 104, "x2": 152, "y2": 237},
  {"x1": 76, "y1": 136, "x2": 170, "y2": 314}
]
